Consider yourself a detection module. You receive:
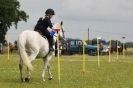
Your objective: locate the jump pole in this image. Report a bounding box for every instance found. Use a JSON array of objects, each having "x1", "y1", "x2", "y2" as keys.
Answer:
[
  {"x1": 6, "y1": 35, "x2": 10, "y2": 60},
  {"x1": 97, "y1": 37, "x2": 100, "y2": 67},
  {"x1": 81, "y1": 33, "x2": 86, "y2": 88},
  {"x1": 123, "y1": 43, "x2": 125, "y2": 58},
  {"x1": 122, "y1": 37, "x2": 126, "y2": 58},
  {"x1": 109, "y1": 39, "x2": 111, "y2": 63},
  {"x1": 82, "y1": 36, "x2": 86, "y2": 73},
  {"x1": 116, "y1": 40, "x2": 119, "y2": 60},
  {"x1": 55, "y1": 29, "x2": 61, "y2": 83}
]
